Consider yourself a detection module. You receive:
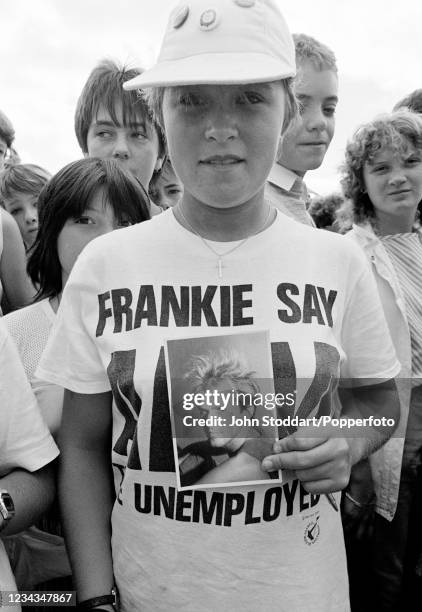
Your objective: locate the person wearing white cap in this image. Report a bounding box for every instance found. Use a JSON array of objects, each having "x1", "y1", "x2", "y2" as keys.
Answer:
[{"x1": 37, "y1": 1, "x2": 399, "y2": 610}]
